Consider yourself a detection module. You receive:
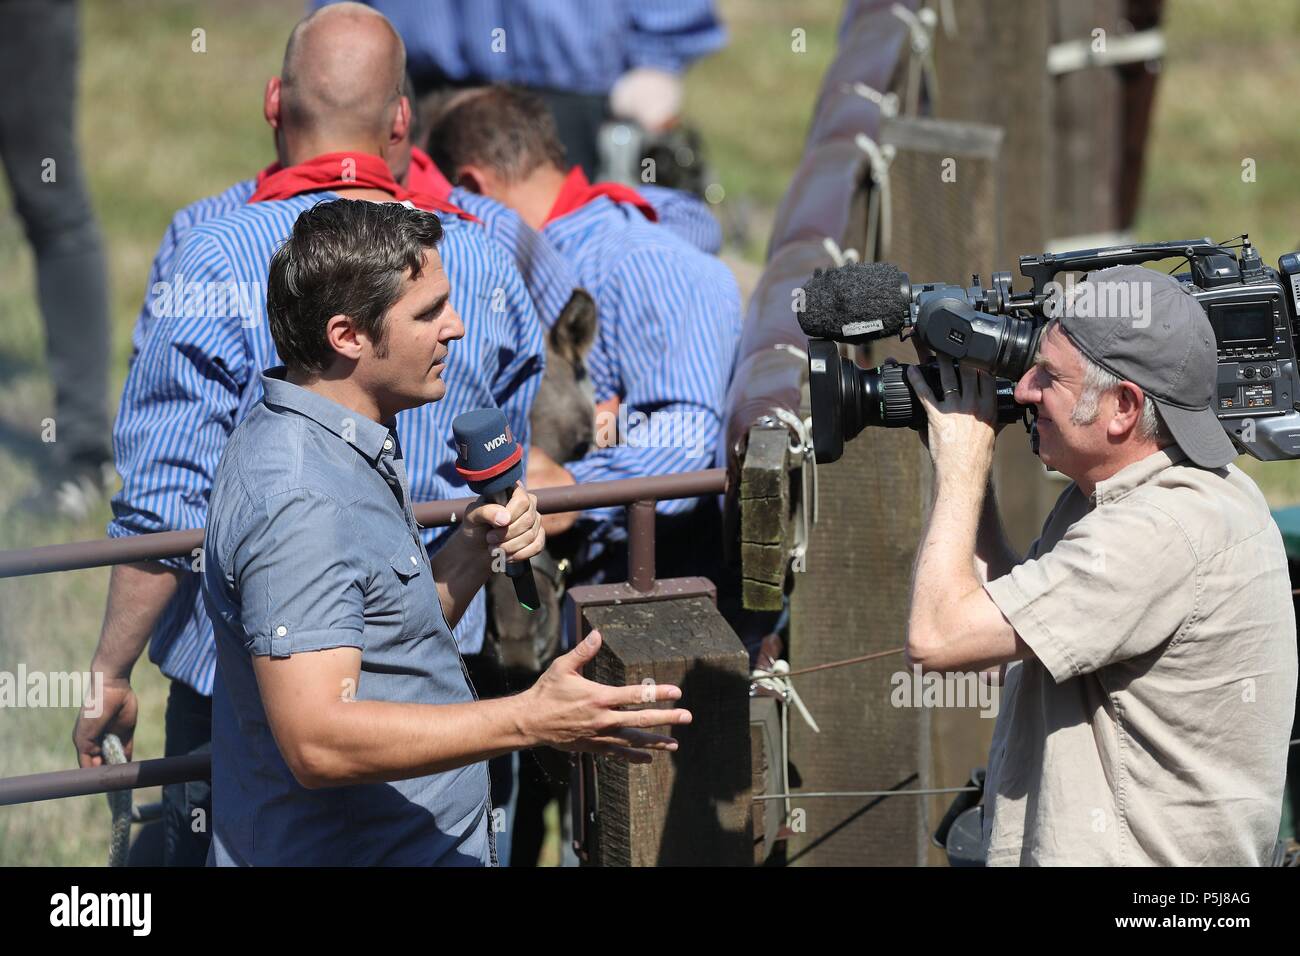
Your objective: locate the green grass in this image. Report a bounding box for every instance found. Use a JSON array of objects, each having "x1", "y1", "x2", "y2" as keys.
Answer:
[
  {"x1": 1132, "y1": 0, "x2": 1300, "y2": 503},
  {"x1": 3, "y1": 0, "x2": 1300, "y2": 864},
  {"x1": 0, "y1": 0, "x2": 300, "y2": 867}
]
